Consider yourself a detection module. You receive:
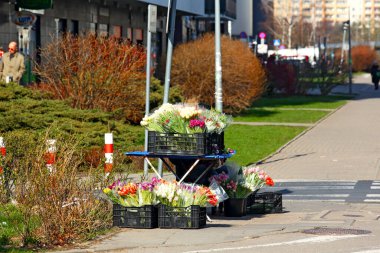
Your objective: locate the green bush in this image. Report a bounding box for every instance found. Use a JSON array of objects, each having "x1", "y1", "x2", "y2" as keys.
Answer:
[{"x1": 0, "y1": 83, "x2": 144, "y2": 150}]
